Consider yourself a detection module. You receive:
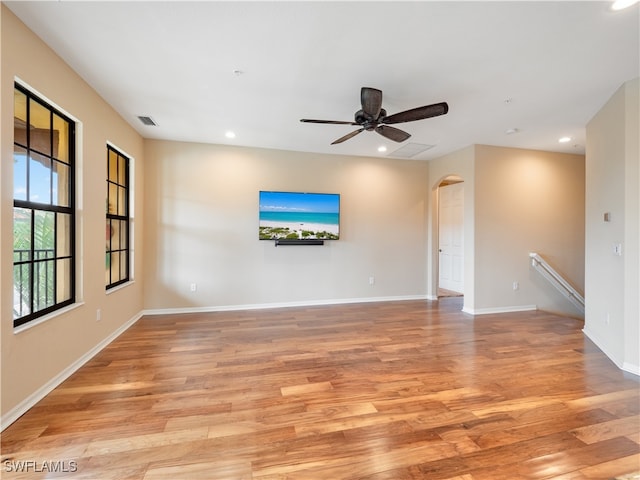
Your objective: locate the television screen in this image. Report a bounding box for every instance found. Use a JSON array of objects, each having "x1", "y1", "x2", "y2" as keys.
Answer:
[{"x1": 259, "y1": 191, "x2": 340, "y2": 240}]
